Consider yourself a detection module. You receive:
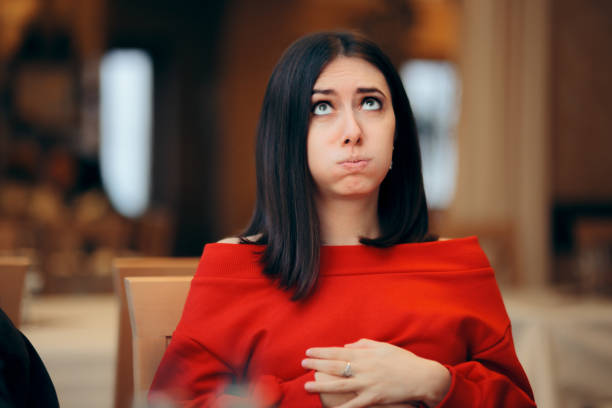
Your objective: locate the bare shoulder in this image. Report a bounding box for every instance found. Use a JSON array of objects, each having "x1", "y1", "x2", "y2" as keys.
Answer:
[
  {"x1": 217, "y1": 237, "x2": 241, "y2": 244},
  {"x1": 217, "y1": 233, "x2": 262, "y2": 244}
]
